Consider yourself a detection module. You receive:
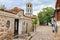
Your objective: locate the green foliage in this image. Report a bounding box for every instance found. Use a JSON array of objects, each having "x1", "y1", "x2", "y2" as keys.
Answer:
[
  {"x1": 32, "y1": 19, "x2": 38, "y2": 24},
  {"x1": 32, "y1": 19, "x2": 38, "y2": 32},
  {"x1": 38, "y1": 7, "x2": 54, "y2": 25}
]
